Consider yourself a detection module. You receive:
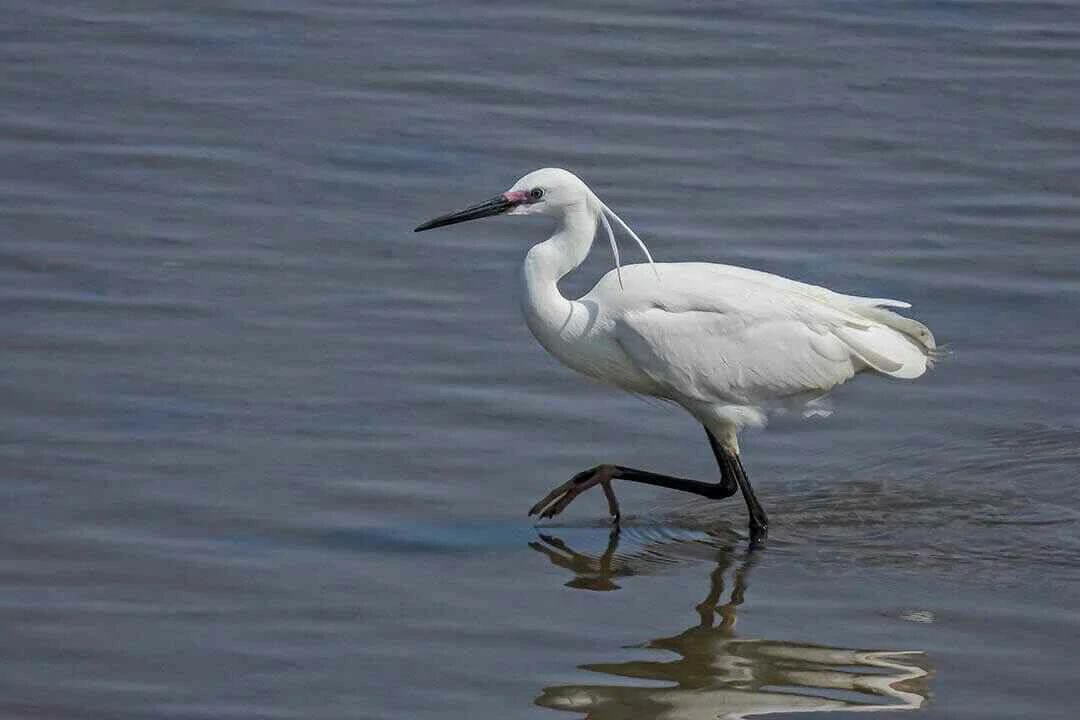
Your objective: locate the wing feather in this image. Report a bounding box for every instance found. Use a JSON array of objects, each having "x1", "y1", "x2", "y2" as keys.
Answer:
[
  {"x1": 617, "y1": 309, "x2": 859, "y2": 404},
  {"x1": 601, "y1": 263, "x2": 935, "y2": 405}
]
